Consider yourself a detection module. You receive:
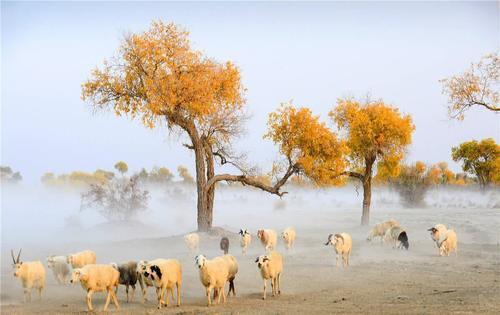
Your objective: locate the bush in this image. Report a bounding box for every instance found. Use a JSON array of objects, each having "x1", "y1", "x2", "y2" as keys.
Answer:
[
  {"x1": 390, "y1": 162, "x2": 431, "y2": 207},
  {"x1": 80, "y1": 175, "x2": 149, "y2": 221}
]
